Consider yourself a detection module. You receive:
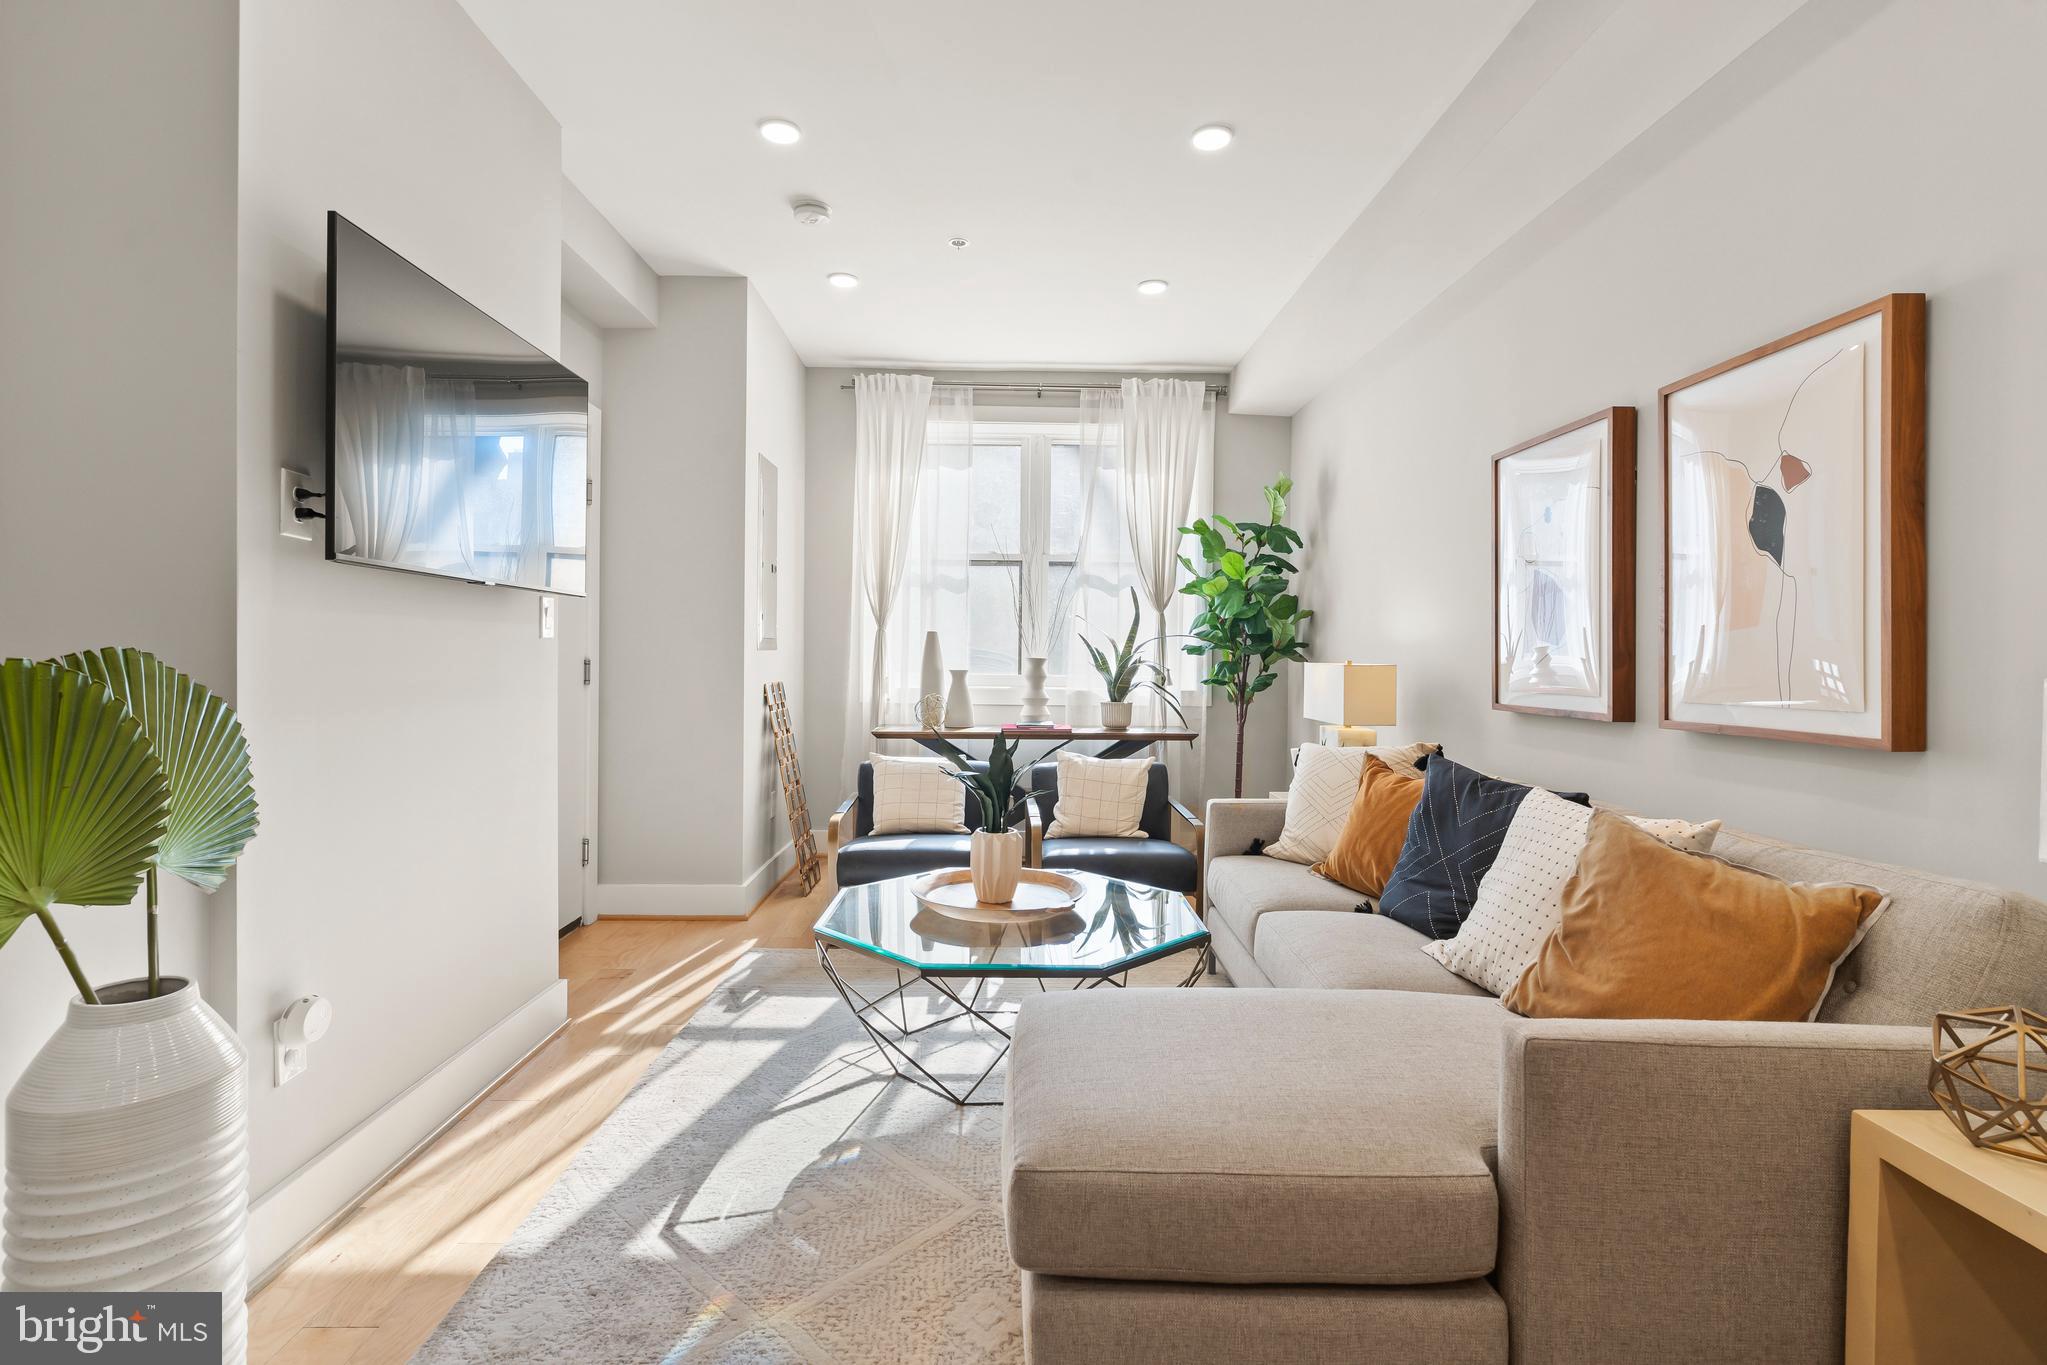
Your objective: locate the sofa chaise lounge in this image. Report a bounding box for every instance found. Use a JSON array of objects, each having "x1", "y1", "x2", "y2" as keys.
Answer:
[{"x1": 1001, "y1": 797, "x2": 2047, "y2": 1364}]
